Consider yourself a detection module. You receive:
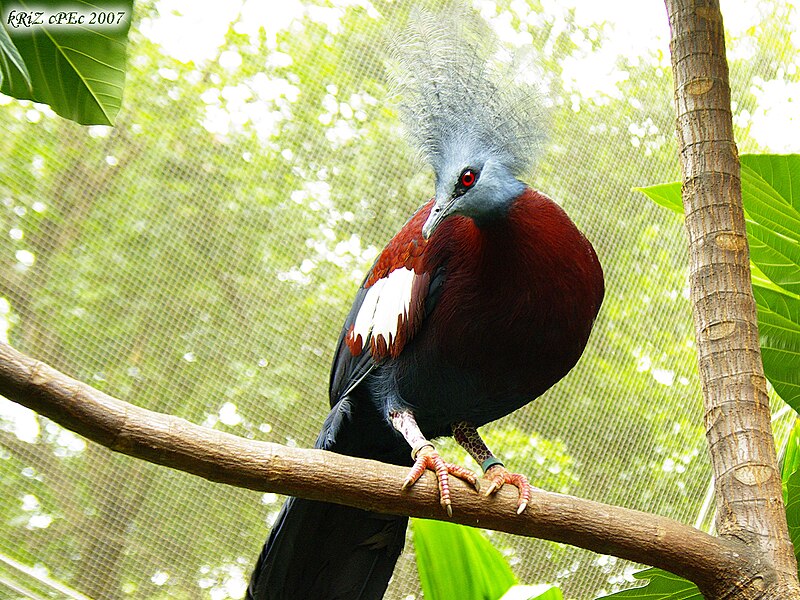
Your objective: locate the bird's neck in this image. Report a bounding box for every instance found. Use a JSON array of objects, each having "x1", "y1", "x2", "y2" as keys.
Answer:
[
  {"x1": 467, "y1": 188, "x2": 532, "y2": 257},
  {"x1": 470, "y1": 175, "x2": 526, "y2": 229}
]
